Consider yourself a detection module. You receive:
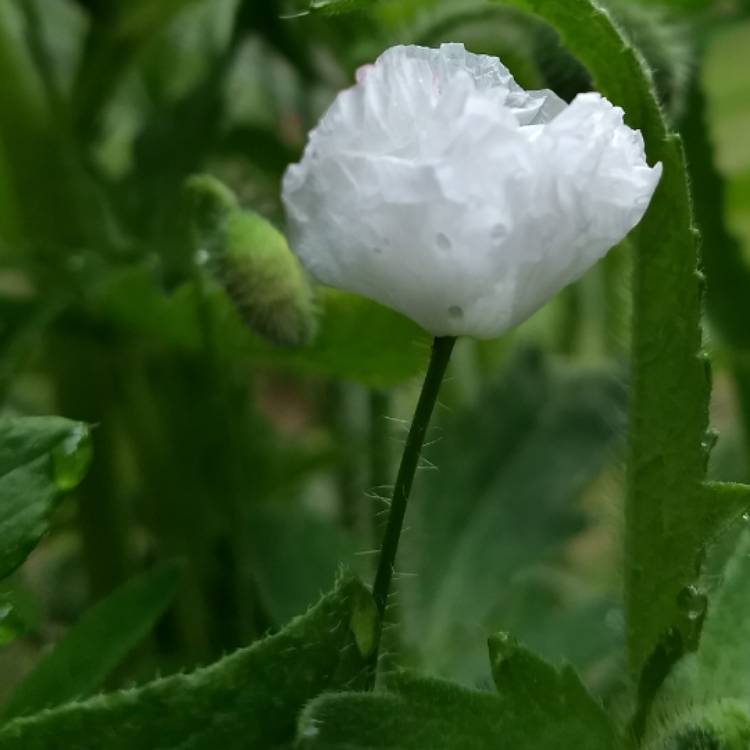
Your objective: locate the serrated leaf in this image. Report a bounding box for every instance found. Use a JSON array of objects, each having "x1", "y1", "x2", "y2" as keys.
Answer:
[
  {"x1": 0, "y1": 417, "x2": 91, "y2": 581},
  {"x1": 299, "y1": 641, "x2": 618, "y2": 749},
  {"x1": 250, "y1": 506, "x2": 356, "y2": 627},
  {"x1": 604, "y1": 0, "x2": 694, "y2": 118},
  {"x1": 403, "y1": 349, "x2": 626, "y2": 683},
  {"x1": 651, "y1": 529, "x2": 750, "y2": 721},
  {"x1": 3, "y1": 561, "x2": 183, "y2": 720},
  {"x1": 0, "y1": 578, "x2": 373, "y2": 749},
  {"x1": 488, "y1": 633, "x2": 617, "y2": 747},
  {"x1": 680, "y1": 77, "x2": 750, "y2": 355},
  {"x1": 487, "y1": 0, "x2": 739, "y2": 681}
]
